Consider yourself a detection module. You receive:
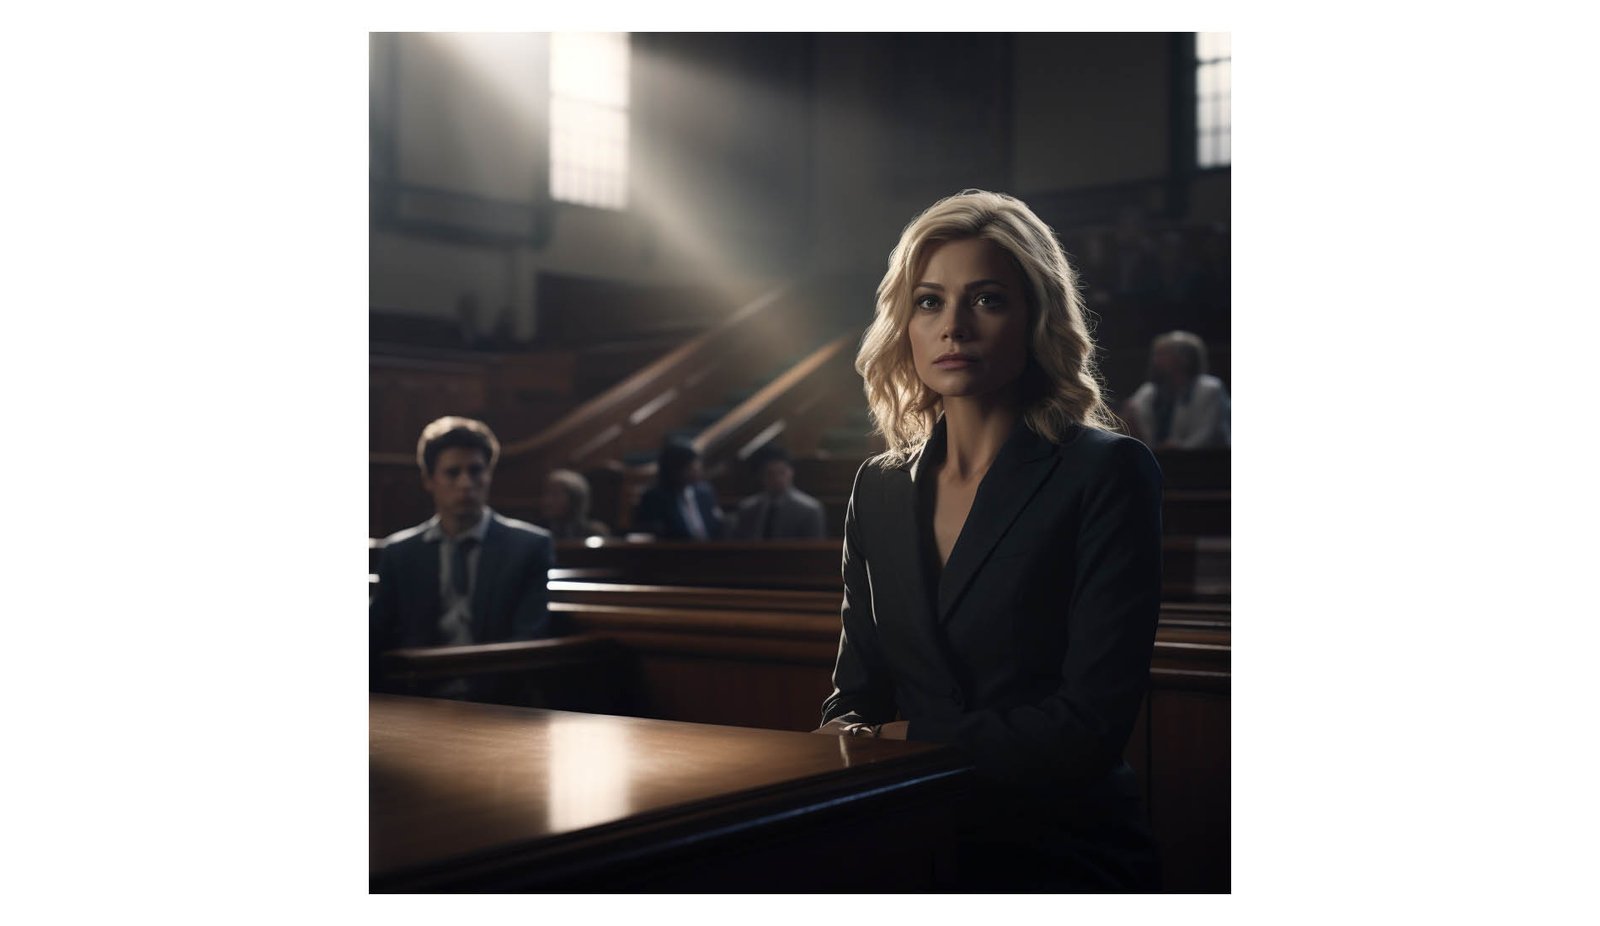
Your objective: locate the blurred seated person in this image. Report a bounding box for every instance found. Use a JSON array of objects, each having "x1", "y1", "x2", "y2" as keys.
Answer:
[
  {"x1": 631, "y1": 440, "x2": 724, "y2": 540},
  {"x1": 537, "y1": 468, "x2": 610, "y2": 540},
  {"x1": 1121, "y1": 330, "x2": 1231, "y2": 449},
  {"x1": 728, "y1": 445, "x2": 827, "y2": 540},
  {"x1": 369, "y1": 416, "x2": 556, "y2": 697}
]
